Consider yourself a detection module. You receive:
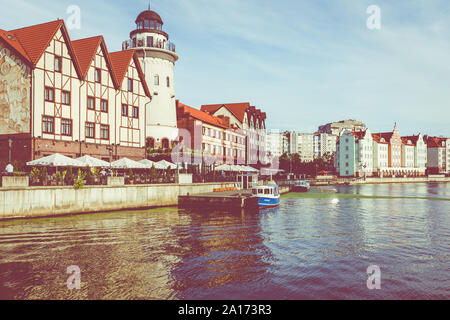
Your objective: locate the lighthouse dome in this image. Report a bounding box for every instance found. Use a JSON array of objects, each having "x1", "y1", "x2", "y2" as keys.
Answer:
[{"x1": 135, "y1": 9, "x2": 163, "y2": 26}]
